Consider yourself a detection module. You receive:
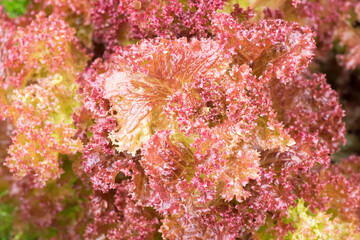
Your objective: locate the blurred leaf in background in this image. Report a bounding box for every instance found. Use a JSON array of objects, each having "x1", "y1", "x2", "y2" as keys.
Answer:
[
  {"x1": 0, "y1": 0, "x2": 28, "y2": 18},
  {"x1": 0, "y1": 202, "x2": 14, "y2": 240}
]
